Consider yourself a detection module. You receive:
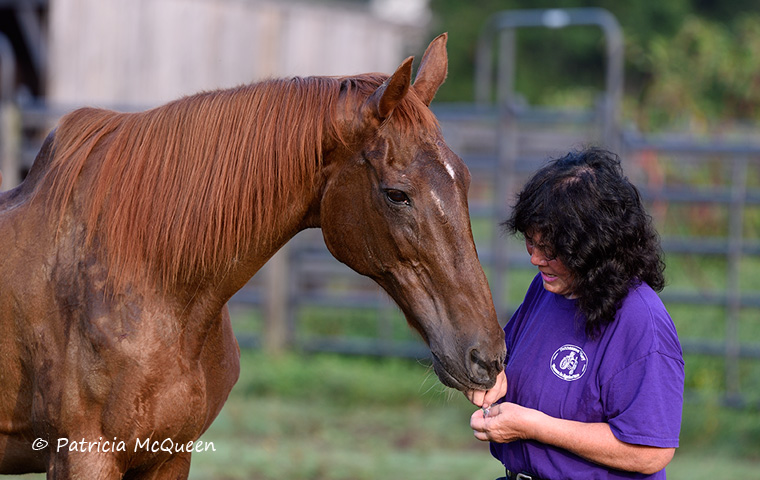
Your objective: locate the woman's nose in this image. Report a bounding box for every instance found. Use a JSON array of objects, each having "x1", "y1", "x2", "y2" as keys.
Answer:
[{"x1": 530, "y1": 248, "x2": 548, "y2": 266}]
